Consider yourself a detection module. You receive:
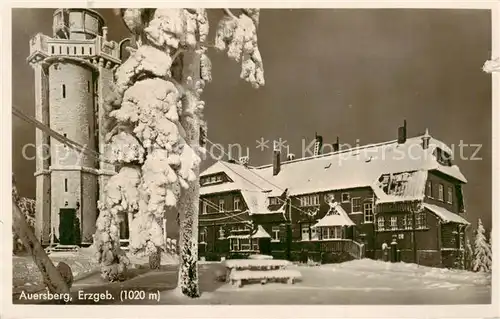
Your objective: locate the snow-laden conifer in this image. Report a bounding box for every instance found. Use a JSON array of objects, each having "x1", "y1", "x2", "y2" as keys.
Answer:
[
  {"x1": 95, "y1": 8, "x2": 264, "y2": 296},
  {"x1": 472, "y1": 219, "x2": 492, "y2": 272}
]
